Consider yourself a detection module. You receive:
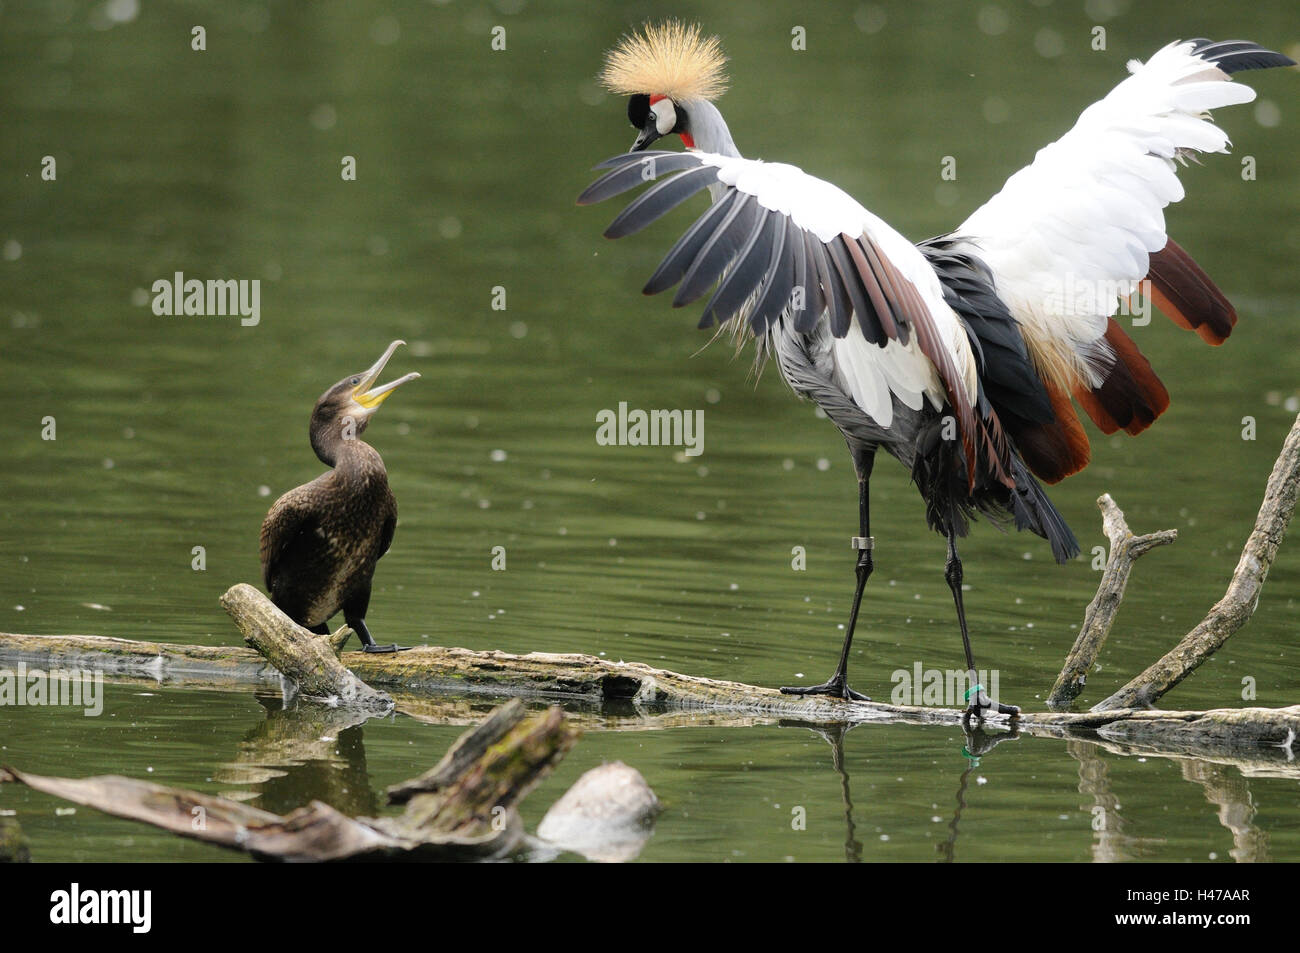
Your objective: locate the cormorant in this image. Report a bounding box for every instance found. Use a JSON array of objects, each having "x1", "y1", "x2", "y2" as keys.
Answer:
[{"x1": 259, "y1": 339, "x2": 419, "y2": 653}]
